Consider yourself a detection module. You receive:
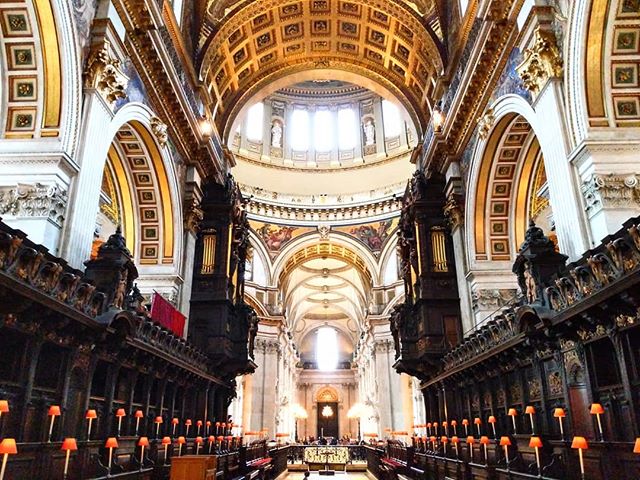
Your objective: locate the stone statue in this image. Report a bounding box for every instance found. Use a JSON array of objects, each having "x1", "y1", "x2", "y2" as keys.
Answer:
[
  {"x1": 363, "y1": 119, "x2": 375, "y2": 146},
  {"x1": 271, "y1": 121, "x2": 282, "y2": 148},
  {"x1": 523, "y1": 262, "x2": 537, "y2": 304}
]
